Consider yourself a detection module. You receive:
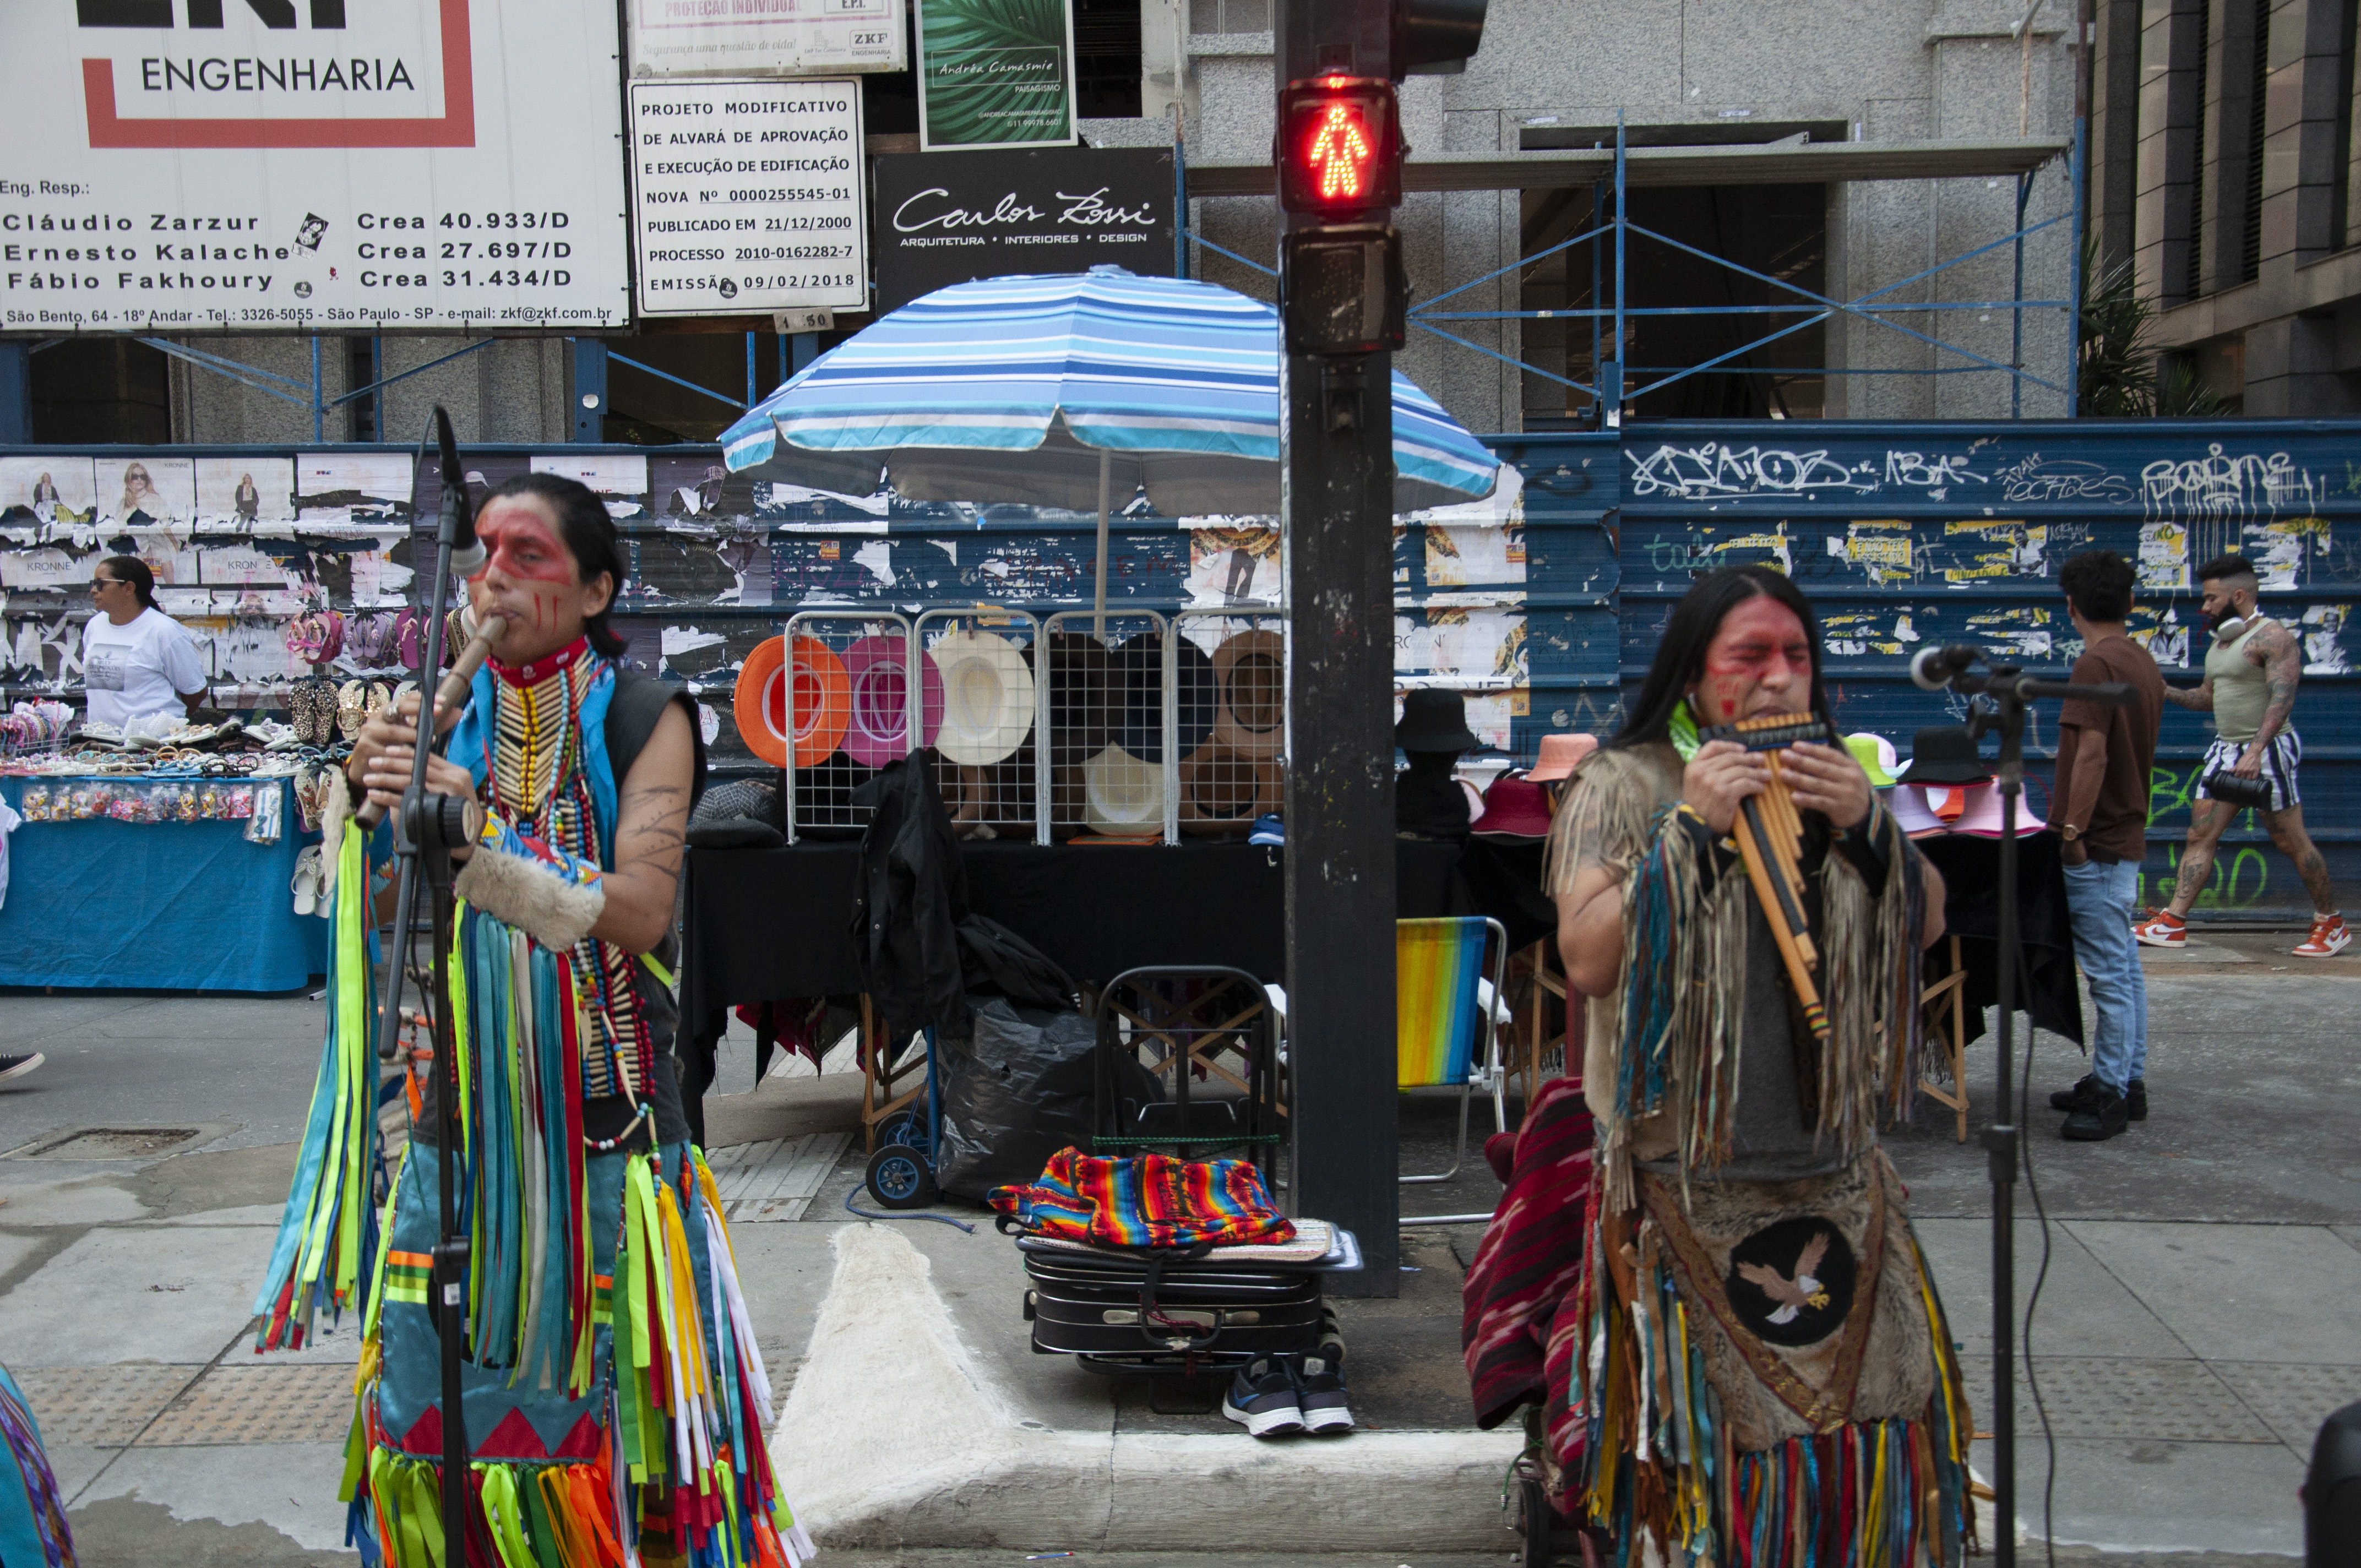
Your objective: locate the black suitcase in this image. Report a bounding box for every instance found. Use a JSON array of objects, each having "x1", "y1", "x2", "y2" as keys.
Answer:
[{"x1": 1024, "y1": 1248, "x2": 1325, "y2": 1362}]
